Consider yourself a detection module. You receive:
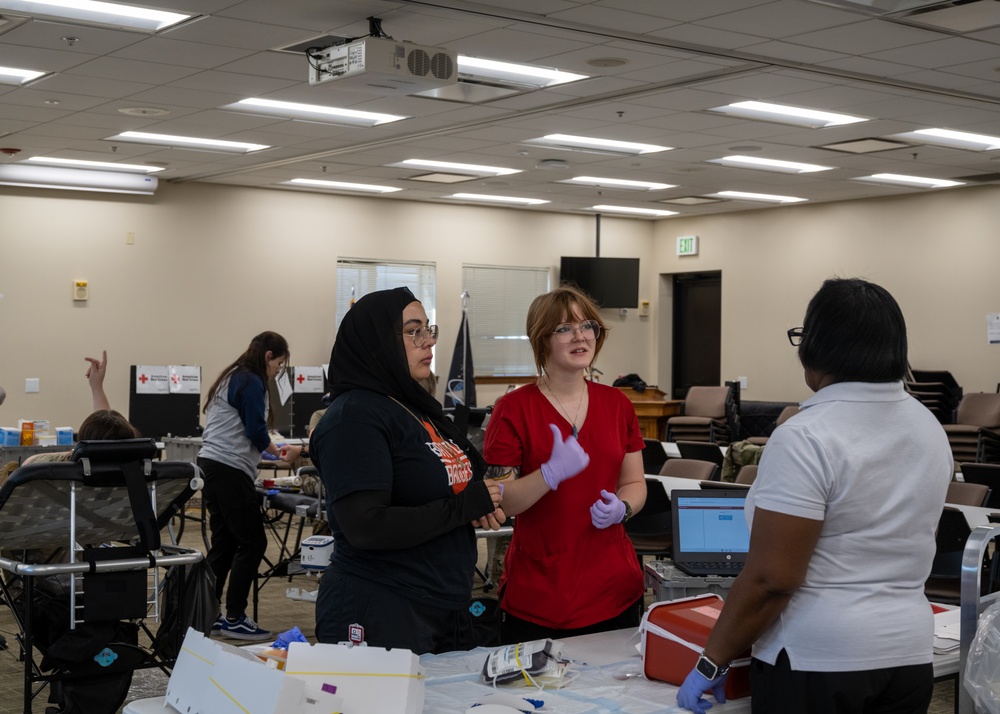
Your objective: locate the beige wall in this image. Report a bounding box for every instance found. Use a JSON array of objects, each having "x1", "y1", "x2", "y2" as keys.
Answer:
[
  {"x1": 652, "y1": 184, "x2": 1000, "y2": 402},
  {"x1": 2, "y1": 180, "x2": 997, "y2": 432},
  {"x1": 0, "y1": 181, "x2": 655, "y2": 430}
]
